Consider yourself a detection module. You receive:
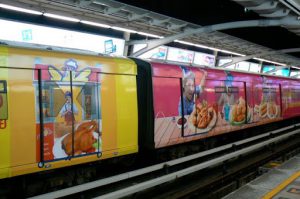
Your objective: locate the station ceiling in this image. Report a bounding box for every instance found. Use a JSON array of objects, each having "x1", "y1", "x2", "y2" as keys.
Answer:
[
  {"x1": 1, "y1": 0, "x2": 300, "y2": 67},
  {"x1": 116, "y1": 0, "x2": 300, "y2": 58}
]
